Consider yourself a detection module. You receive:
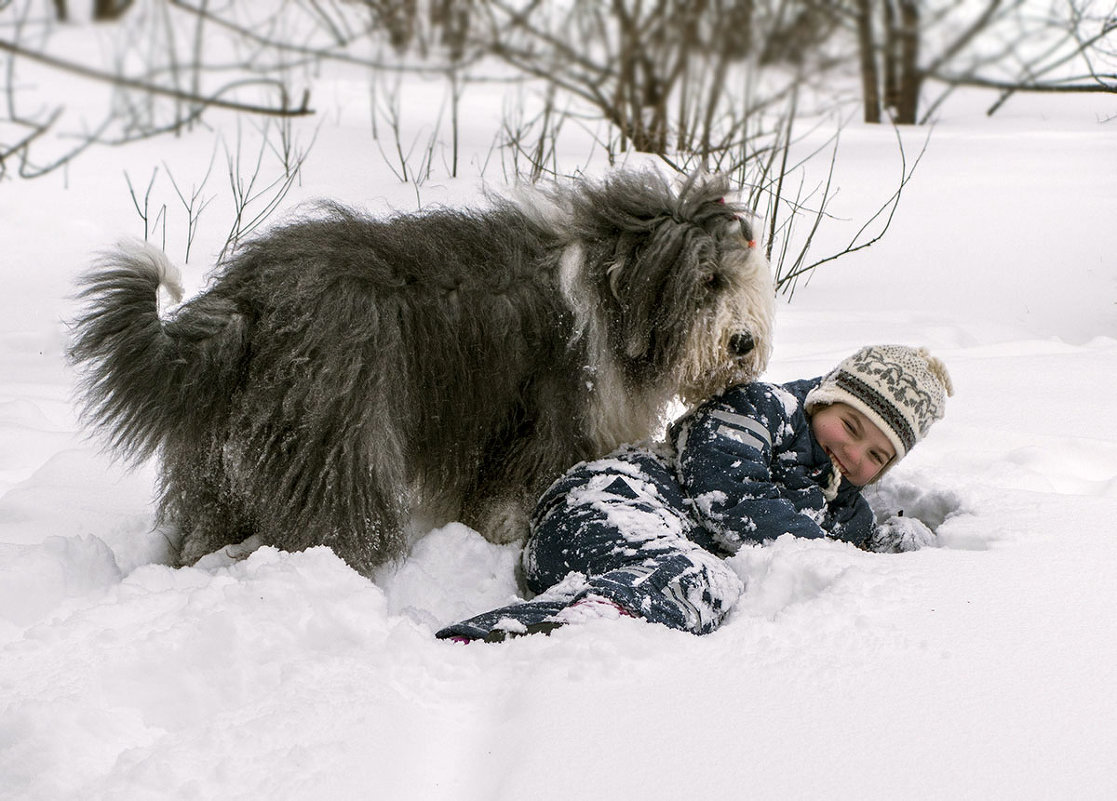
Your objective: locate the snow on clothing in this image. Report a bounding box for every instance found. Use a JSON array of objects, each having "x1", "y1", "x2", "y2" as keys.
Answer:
[
  {"x1": 436, "y1": 377, "x2": 878, "y2": 640},
  {"x1": 438, "y1": 448, "x2": 743, "y2": 639}
]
